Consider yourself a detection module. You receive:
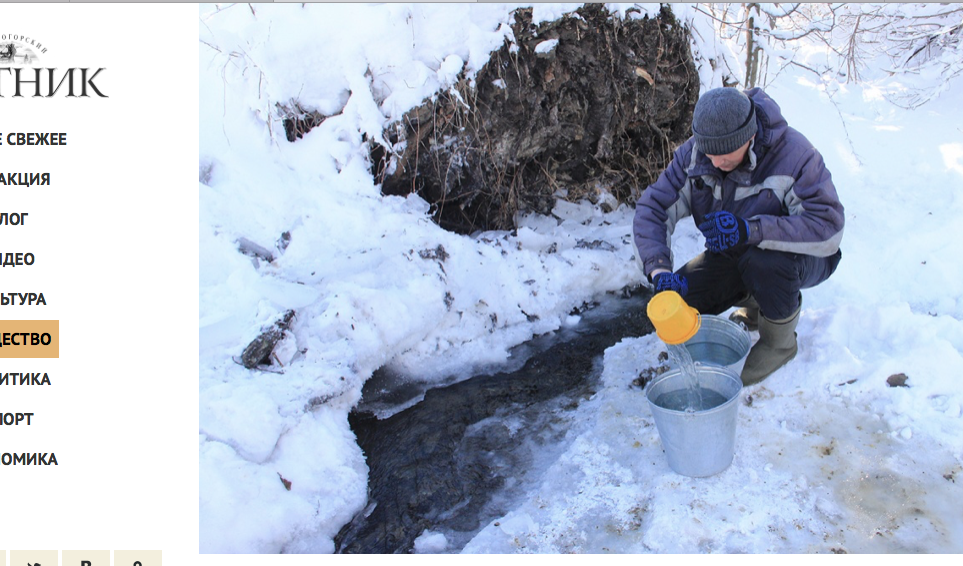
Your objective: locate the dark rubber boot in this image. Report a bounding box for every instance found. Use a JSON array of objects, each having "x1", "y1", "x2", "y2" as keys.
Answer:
[
  {"x1": 729, "y1": 294, "x2": 759, "y2": 332},
  {"x1": 741, "y1": 306, "x2": 799, "y2": 386}
]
